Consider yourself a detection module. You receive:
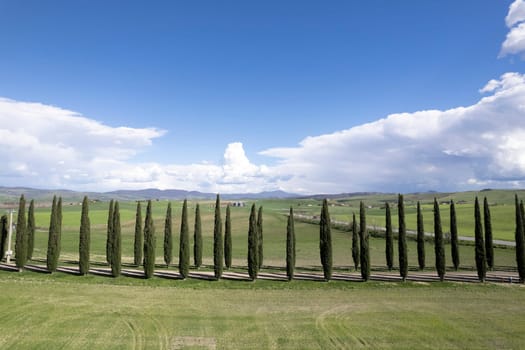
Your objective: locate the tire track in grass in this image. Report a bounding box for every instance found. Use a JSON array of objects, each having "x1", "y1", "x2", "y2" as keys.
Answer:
[
  {"x1": 255, "y1": 306, "x2": 277, "y2": 349},
  {"x1": 315, "y1": 304, "x2": 368, "y2": 349},
  {"x1": 149, "y1": 315, "x2": 171, "y2": 349},
  {"x1": 123, "y1": 318, "x2": 145, "y2": 350}
]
